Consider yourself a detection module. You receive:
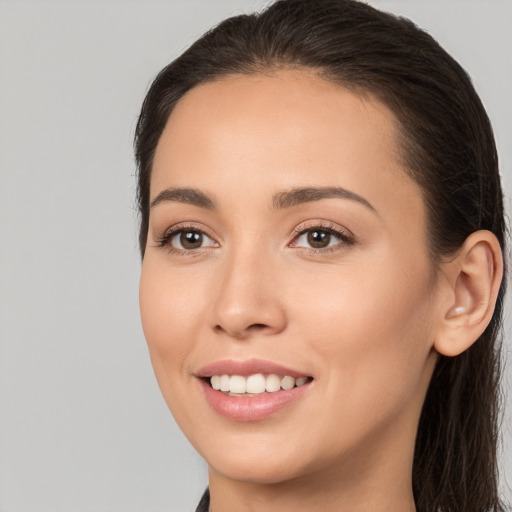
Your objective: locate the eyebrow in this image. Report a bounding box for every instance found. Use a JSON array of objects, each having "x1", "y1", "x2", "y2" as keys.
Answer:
[
  {"x1": 272, "y1": 186, "x2": 376, "y2": 212},
  {"x1": 150, "y1": 186, "x2": 376, "y2": 213},
  {"x1": 150, "y1": 187, "x2": 216, "y2": 209}
]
